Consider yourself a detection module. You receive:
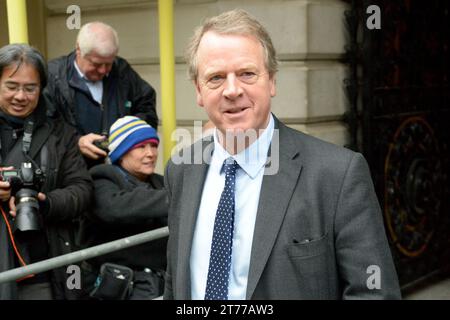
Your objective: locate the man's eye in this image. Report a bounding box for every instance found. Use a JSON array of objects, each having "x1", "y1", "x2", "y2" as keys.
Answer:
[
  {"x1": 208, "y1": 75, "x2": 224, "y2": 83},
  {"x1": 241, "y1": 71, "x2": 256, "y2": 77},
  {"x1": 24, "y1": 85, "x2": 38, "y2": 93},
  {"x1": 239, "y1": 72, "x2": 257, "y2": 82},
  {"x1": 5, "y1": 84, "x2": 18, "y2": 90}
]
